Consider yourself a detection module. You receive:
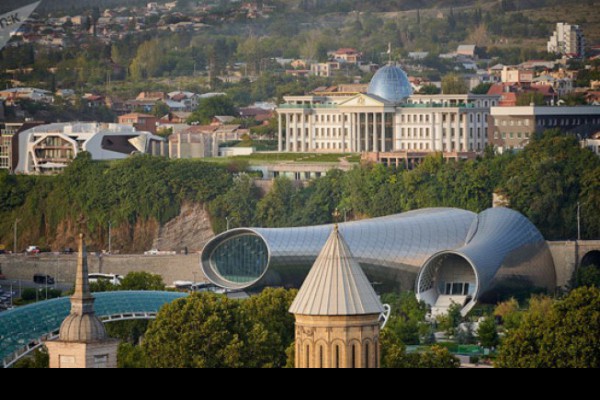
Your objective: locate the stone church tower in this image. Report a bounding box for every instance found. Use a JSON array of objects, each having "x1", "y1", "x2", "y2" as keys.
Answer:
[
  {"x1": 46, "y1": 234, "x2": 119, "y2": 368},
  {"x1": 289, "y1": 225, "x2": 385, "y2": 369}
]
